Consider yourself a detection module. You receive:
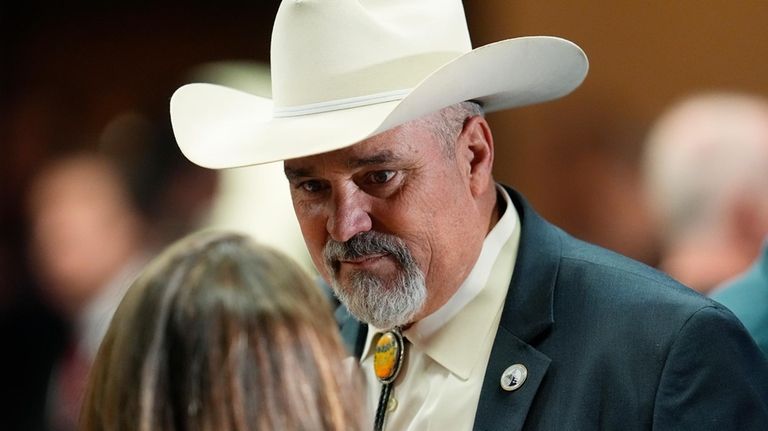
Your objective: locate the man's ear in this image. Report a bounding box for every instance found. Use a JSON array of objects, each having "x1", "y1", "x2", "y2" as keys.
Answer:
[{"x1": 458, "y1": 115, "x2": 495, "y2": 197}]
